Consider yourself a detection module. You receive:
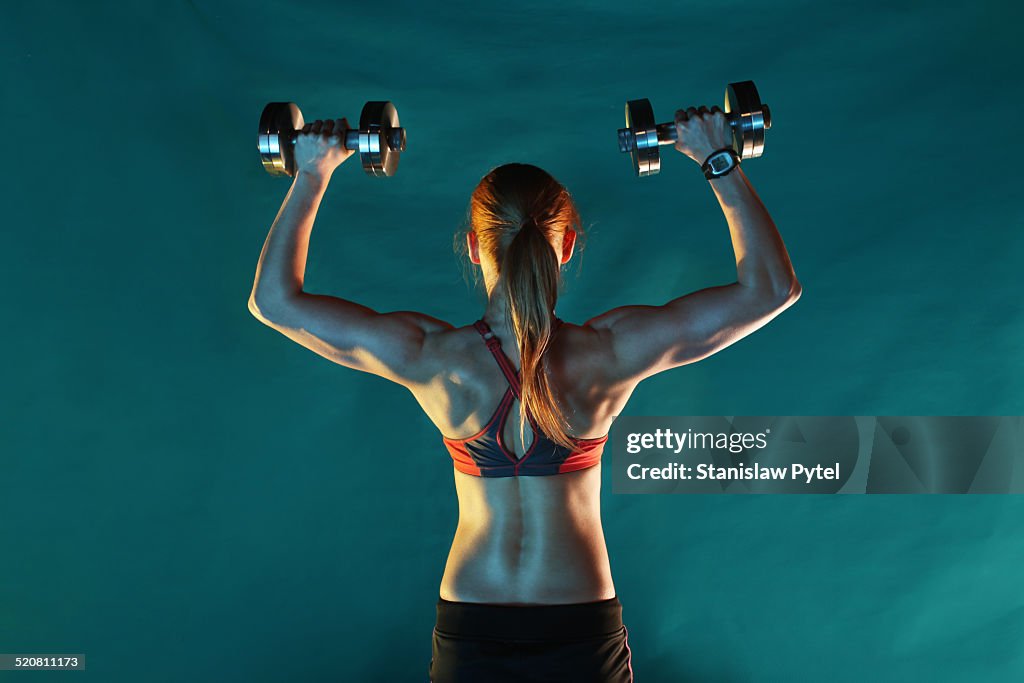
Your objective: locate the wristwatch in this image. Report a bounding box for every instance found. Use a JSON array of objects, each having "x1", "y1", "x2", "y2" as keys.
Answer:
[{"x1": 701, "y1": 148, "x2": 740, "y2": 180}]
